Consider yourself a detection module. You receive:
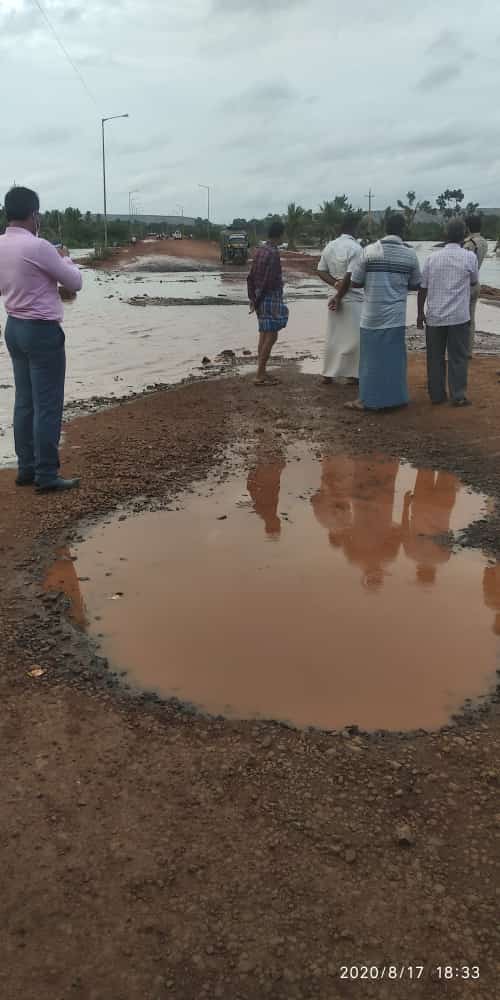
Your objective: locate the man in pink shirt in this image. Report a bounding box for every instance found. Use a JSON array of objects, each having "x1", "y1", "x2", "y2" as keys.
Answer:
[{"x1": 0, "y1": 187, "x2": 82, "y2": 491}]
